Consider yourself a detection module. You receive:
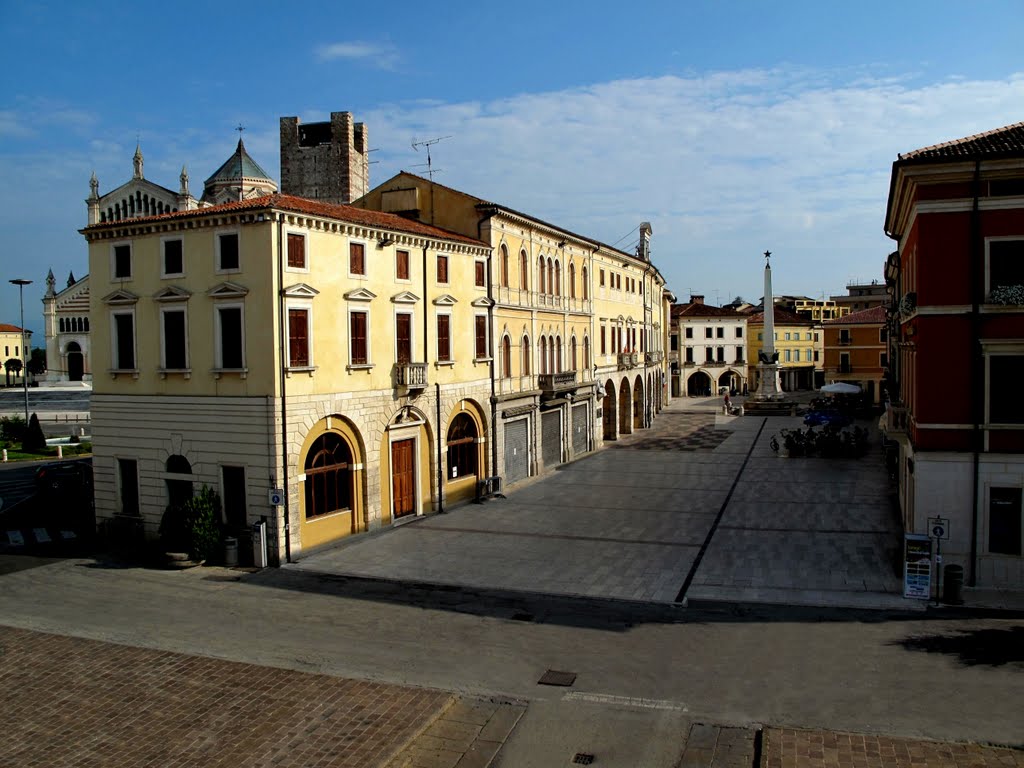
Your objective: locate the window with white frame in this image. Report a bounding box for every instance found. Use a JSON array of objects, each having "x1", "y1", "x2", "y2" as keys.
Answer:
[
  {"x1": 112, "y1": 243, "x2": 132, "y2": 280},
  {"x1": 349, "y1": 310, "x2": 369, "y2": 366},
  {"x1": 162, "y1": 238, "x2": 184, "y2": 277},
  {"x1": 287, "y1": 307, "x2": 311, "y2": 368},
  {"x1": 349, "y1": 241, "x2": 365, "y2": 276},
  {"x1": 988, "y1": 352, "x2": 1024, "y2": 423},
  {"x1": 215, "y1": 304, "x2": 245, "y2": 369},
  {"x1": 436, "y1": 312, "x2": 452, "y2": 363},
  {"x1": 287, "y1": 232, "x2": 307, "y2": 270},
  {"x1": 986, "y1": 238, "x2": 1024, "y2": 300},
  {"x1": 474, "y1": 315, "x2": 488, "y2": 359},
  {"x1": 161, "y1": 307, "x2": 188, "y2": 370},
  {"x1": 395, "y1": 311, "x2": 413, "y2": 364},
  {"x1": 396, "y1": 249, "x2": 410, "y2": 281},
  {"x1": 111, "y1": 310, "x2": 136, "y2": 370},
  {"x1": 216, "y1": 232, "x2": 240, "y2": 272}
]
